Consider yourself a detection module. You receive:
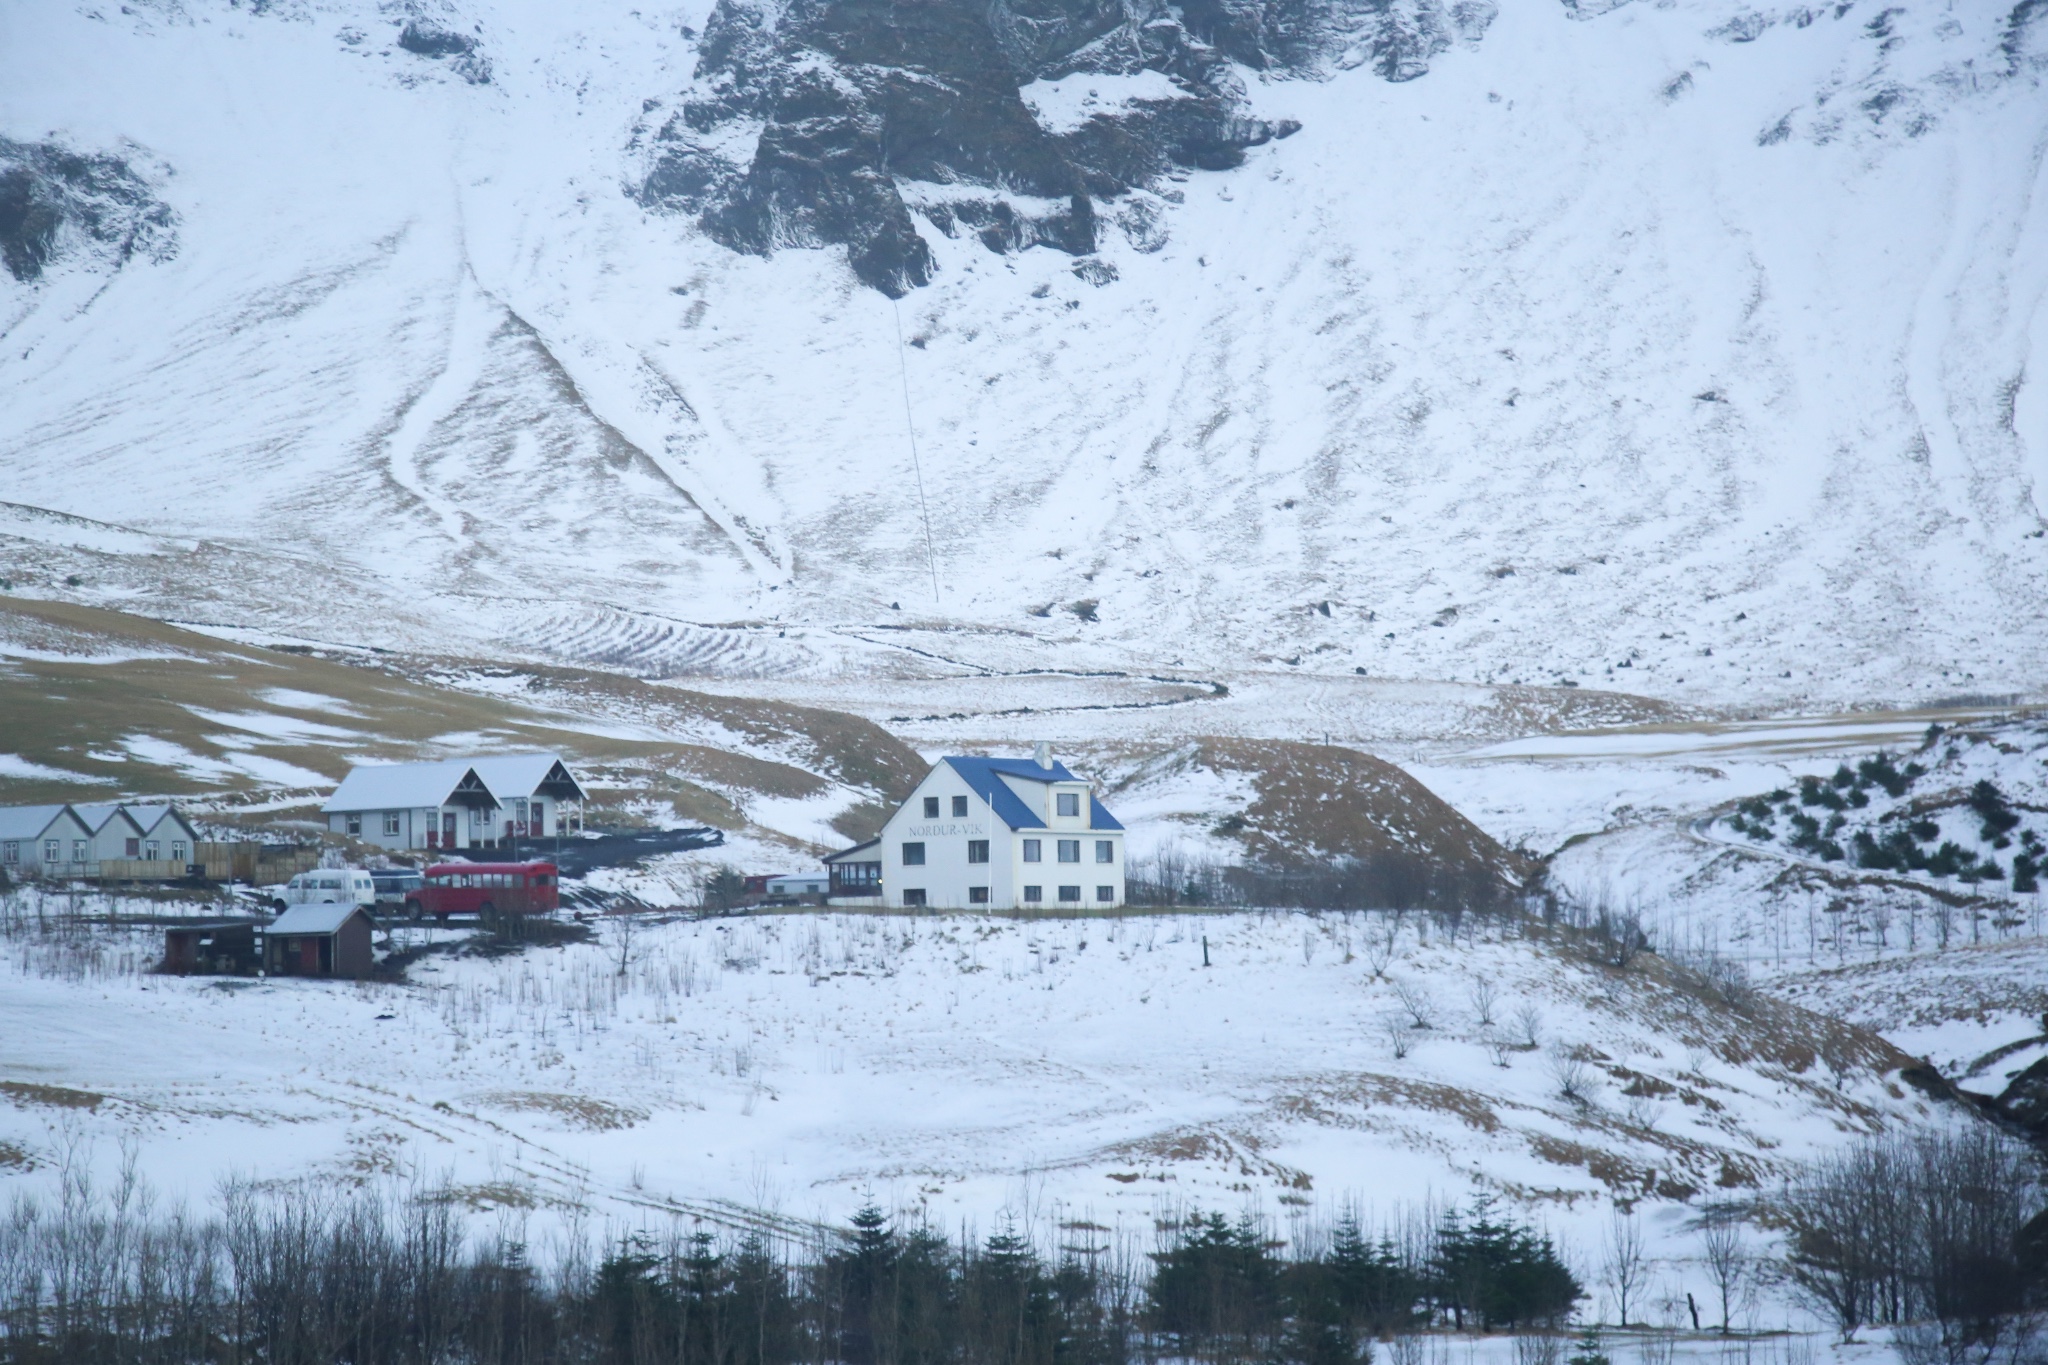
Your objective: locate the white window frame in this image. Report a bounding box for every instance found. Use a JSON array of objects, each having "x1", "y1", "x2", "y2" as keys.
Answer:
[
  {"x1": 1057, "y1": 839, "x2": 1080, "y2": 864},
  {"x1": 2, "y1": 841, "x2": 16, "y2": 864},
  {"x1": 1057, "y1": 884, "x2": 1082, "y2": 902},
  {"x1": 901, "y1": 842, "x2": 926, "y2": 866},
  {"x1": 1022, "y1": 839, "x2": 1042, "y2": 862},
  {"x1": 1095, "y1": 840, "x2": 1114, "y2": 863},
  {"x1": 1057, "y1": 792, "x2": 1081, "y2": 817},
  {"x1": 383, "y1": 812, "x2": 401, "y2": 837}
]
